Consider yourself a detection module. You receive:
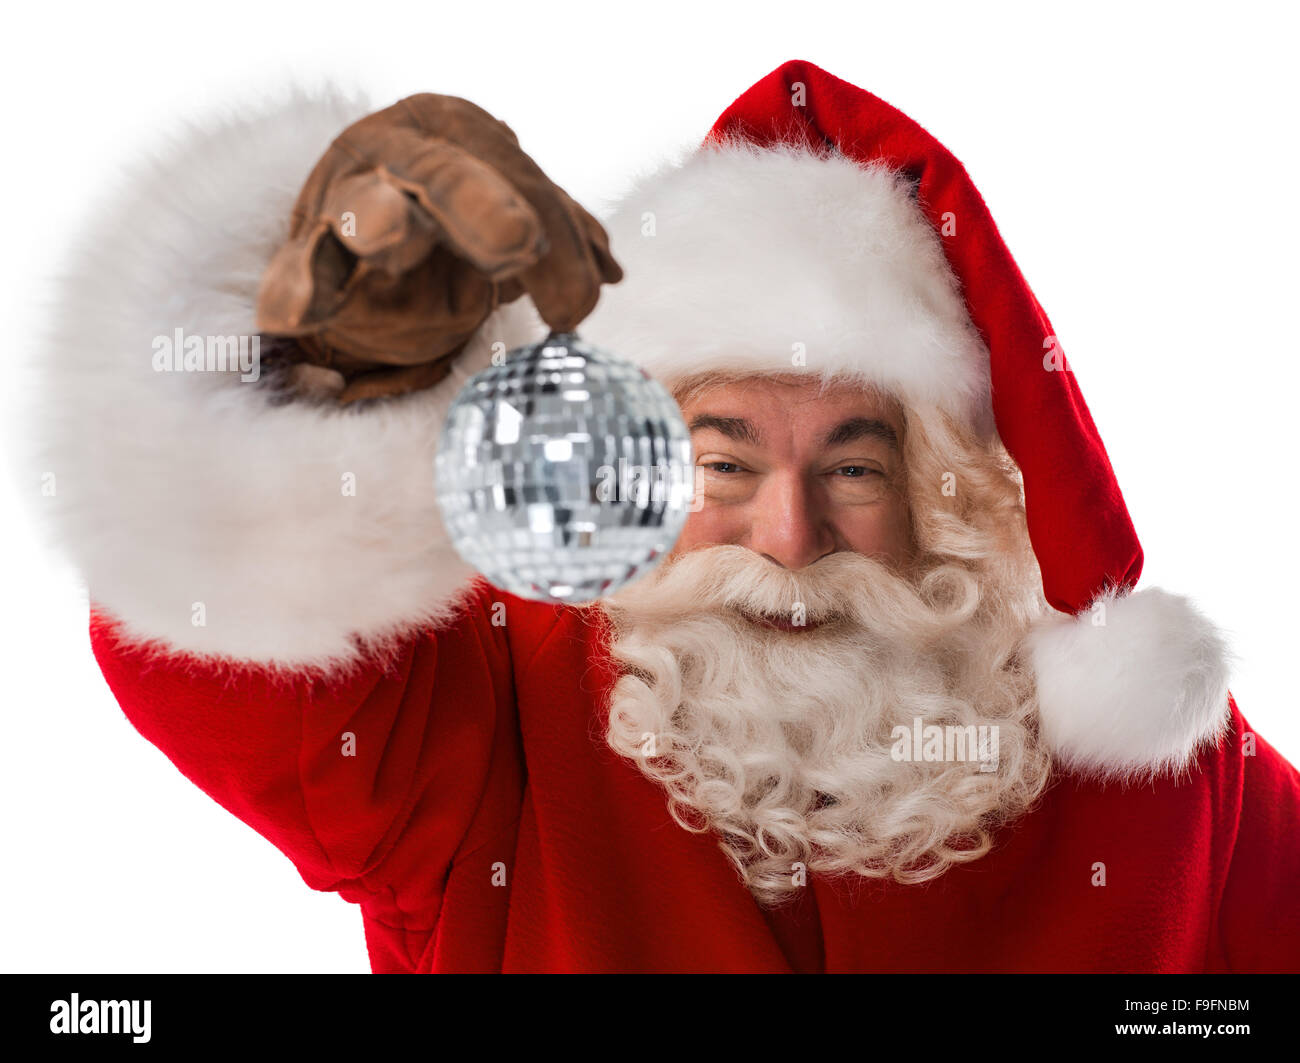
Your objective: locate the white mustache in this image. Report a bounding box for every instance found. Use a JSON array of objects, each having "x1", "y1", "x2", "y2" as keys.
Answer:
[{"x1": 611, "y1": 545, "x2": 980, "y2": 644}]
